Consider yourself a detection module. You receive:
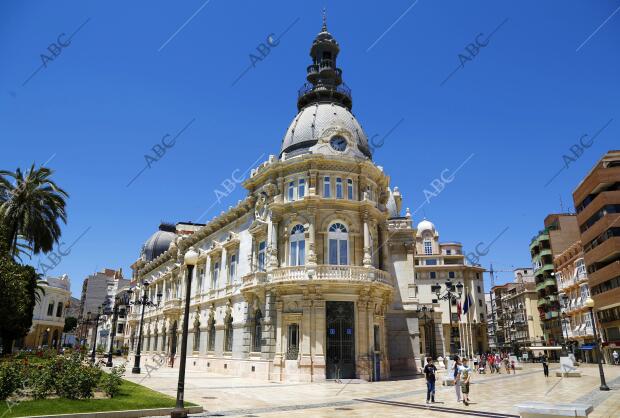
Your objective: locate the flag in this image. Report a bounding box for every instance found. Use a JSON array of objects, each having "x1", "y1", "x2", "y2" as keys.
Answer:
[
  {"x1": 463, "y1": 291, "x2": 470, "y2": 314},
  {"x1": 457, "y1": 301, "x2": 462, "y2": 320}
]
